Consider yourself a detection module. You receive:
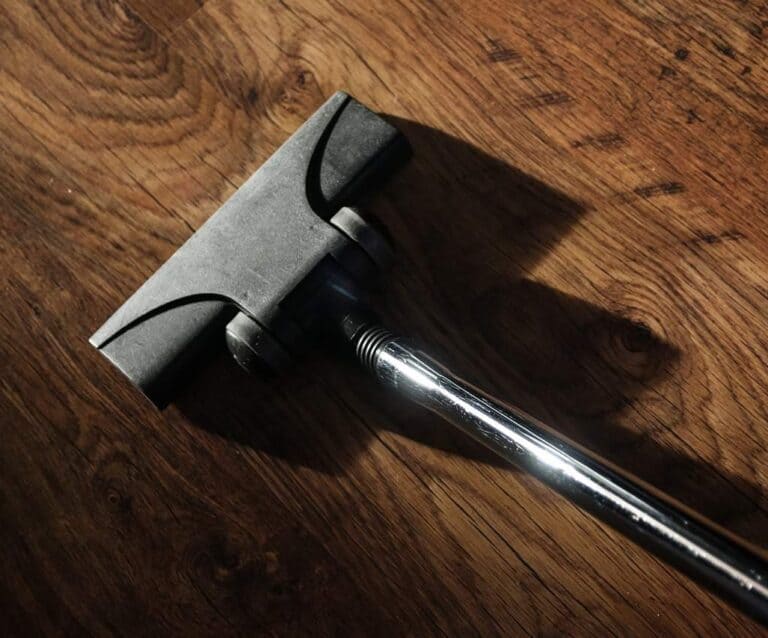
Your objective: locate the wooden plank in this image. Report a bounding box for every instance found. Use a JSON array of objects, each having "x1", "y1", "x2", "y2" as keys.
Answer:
[{"x1": 0, "y1": 0, "x2": 766, "y2": 635}]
